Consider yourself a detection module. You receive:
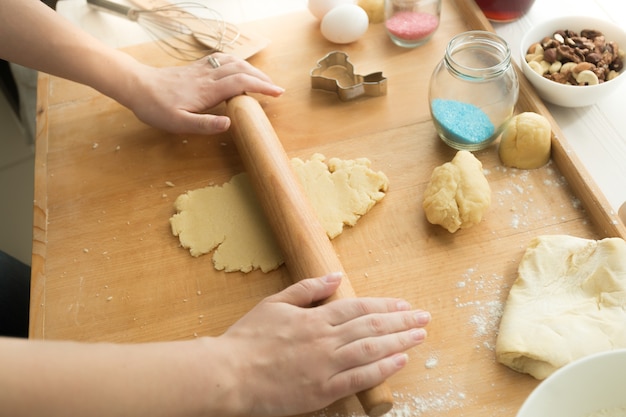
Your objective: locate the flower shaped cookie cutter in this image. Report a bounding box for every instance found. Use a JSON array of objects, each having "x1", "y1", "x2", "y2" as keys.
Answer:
[{"x1": 310, "y1": 51, "x2": 387, "y2": 101}]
